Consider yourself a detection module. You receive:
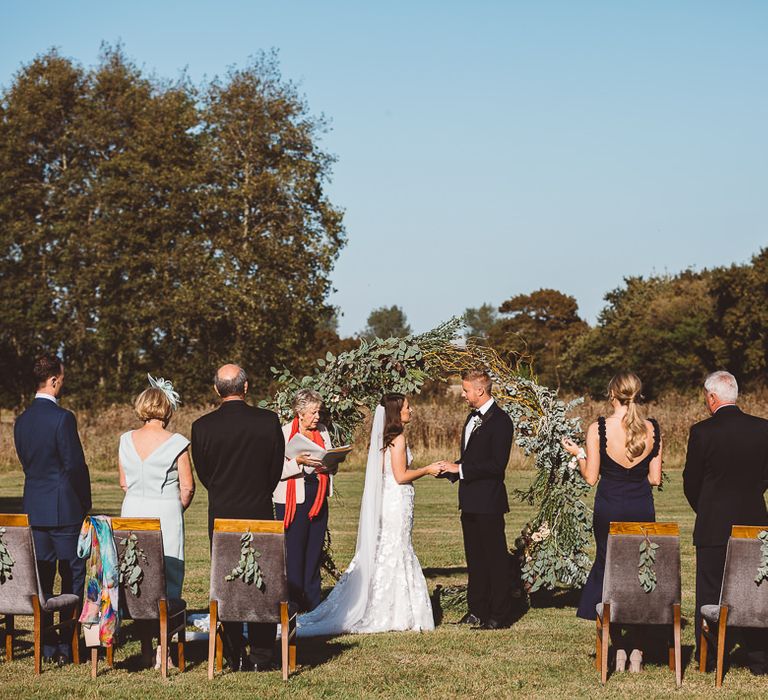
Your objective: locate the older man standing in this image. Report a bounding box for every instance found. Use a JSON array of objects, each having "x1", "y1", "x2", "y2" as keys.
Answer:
[
  {"x1": 14, "y1": 355, "x2": 91, "y2": 665},
  {"x1": 191, "y1": 364, "x2": 284, "y2": 671},
  {"x1": 683, "y1": 370, "x2": 768, "y2": 674}
]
